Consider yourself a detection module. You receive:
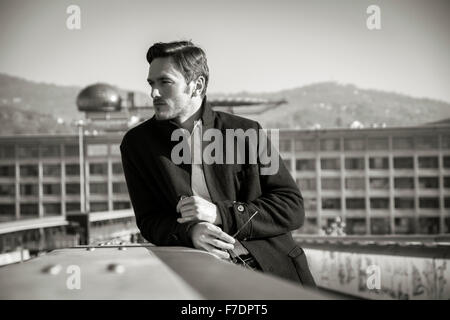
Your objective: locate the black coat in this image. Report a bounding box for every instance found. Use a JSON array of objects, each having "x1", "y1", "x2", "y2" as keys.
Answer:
[{"x1": 120, "y1": 98, "x2": 316, "y2": 286}]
